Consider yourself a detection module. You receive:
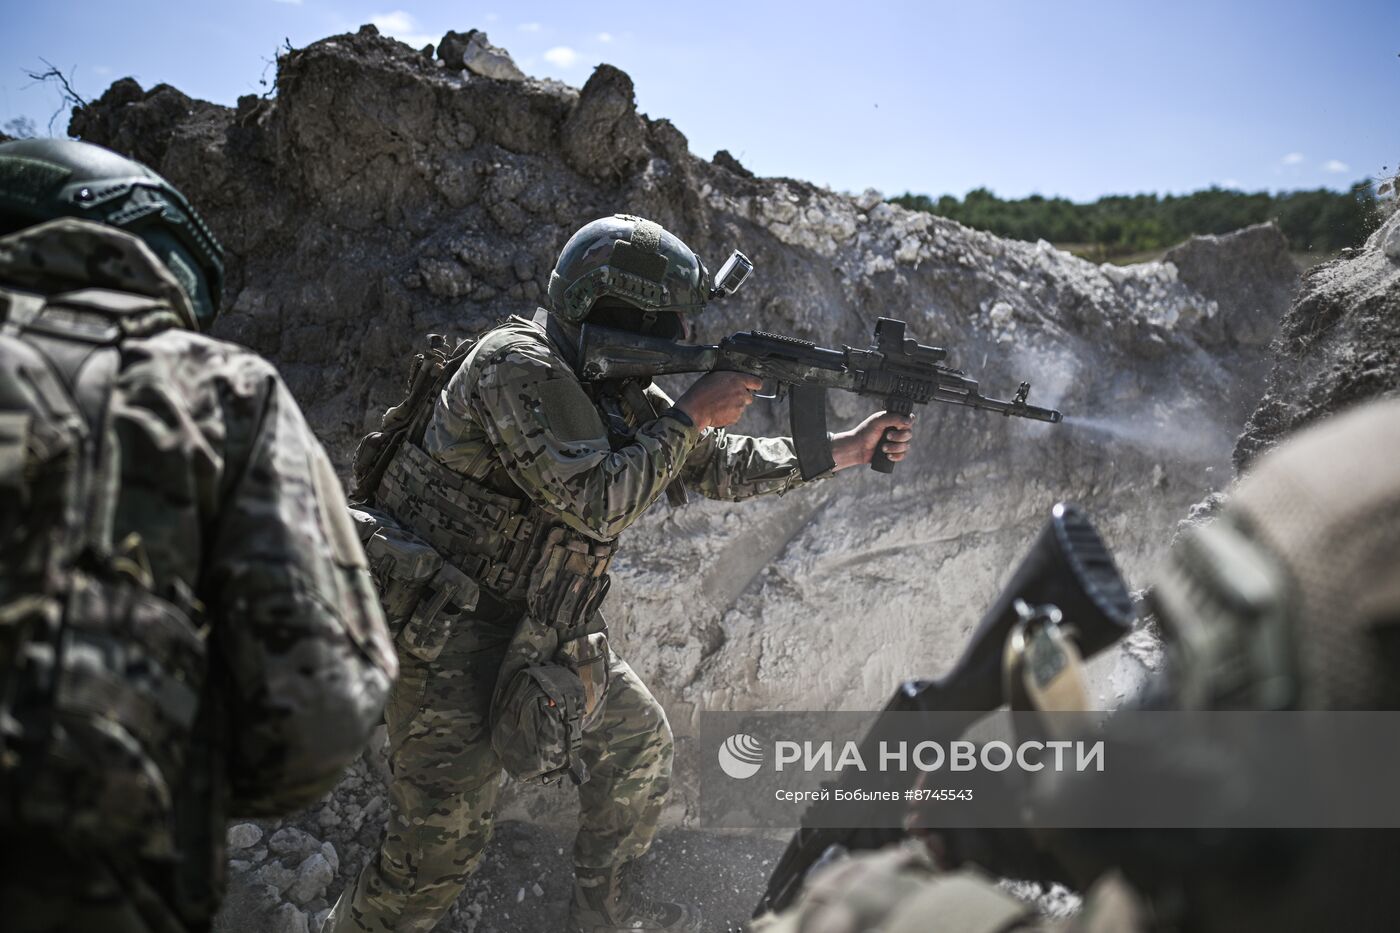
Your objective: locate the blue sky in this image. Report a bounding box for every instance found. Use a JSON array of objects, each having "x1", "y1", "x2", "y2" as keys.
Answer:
[{"x1": 2, "y1": 0, "x2": 1395, "y2": 201}]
